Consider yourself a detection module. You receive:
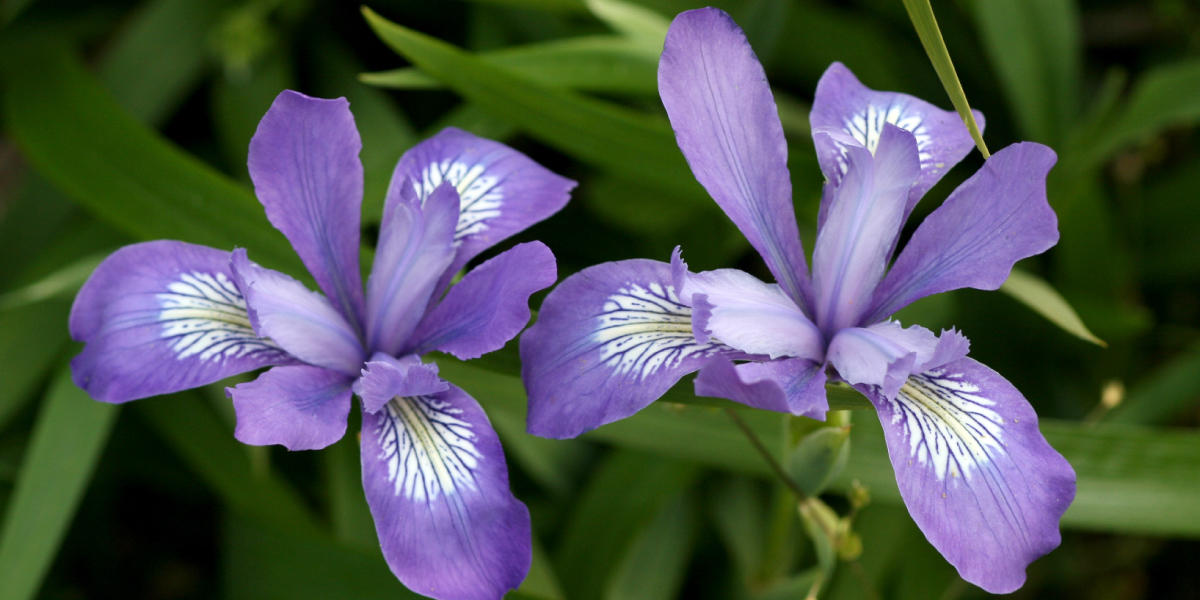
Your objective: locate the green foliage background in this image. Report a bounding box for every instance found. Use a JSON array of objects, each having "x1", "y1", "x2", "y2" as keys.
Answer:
[{"x1": 1, "y1": 0, "x2": 1199, "y2": 598}]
